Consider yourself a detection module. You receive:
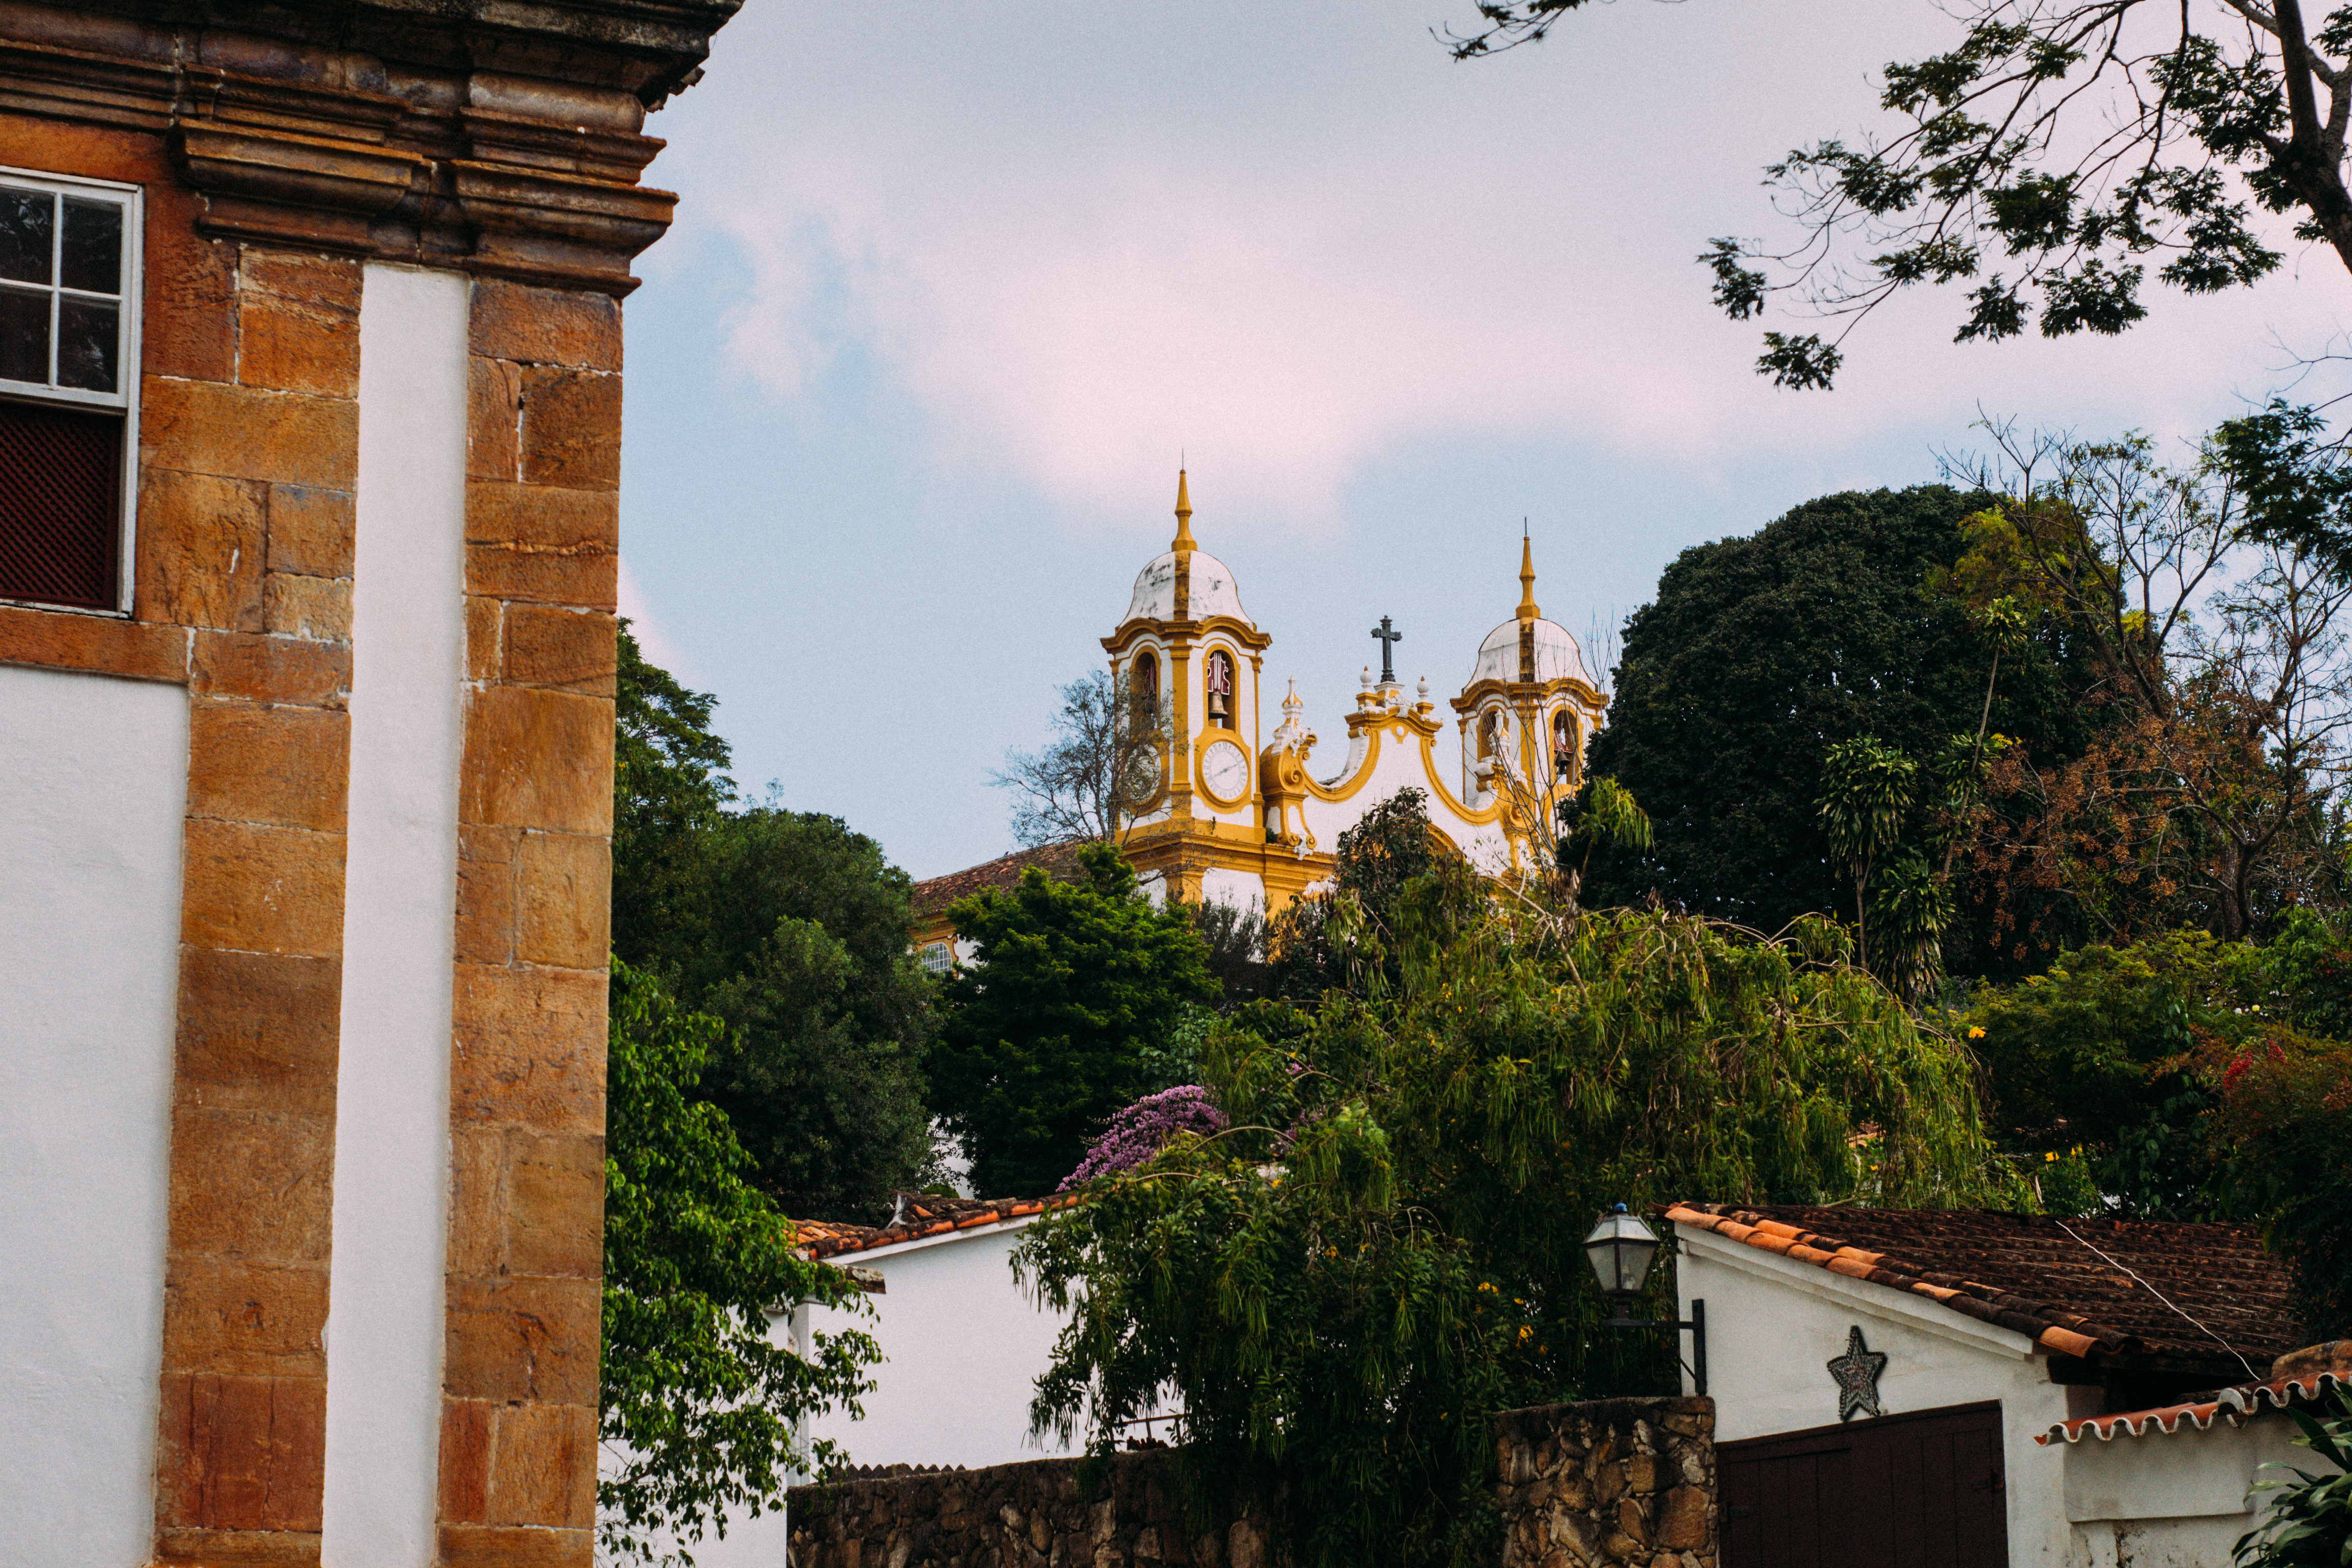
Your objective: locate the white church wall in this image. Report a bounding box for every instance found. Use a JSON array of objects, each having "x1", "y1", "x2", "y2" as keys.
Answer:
[
  {"x1": 1677, "y1": 1222, "x2": 2075, "y2": 1564},
  {"x1": 1302, "y1": 722, "x2": 1511, "y2": 873},
  {"x1": 1199, "y1": 866, "x2": 1263, "y2": 911},
  {"x1": 322, "y1": 262, "x2": 470, "y2": 1563},
  {"x1": 0, "y1": 663, "x2": 188, "y2": 1567}
]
